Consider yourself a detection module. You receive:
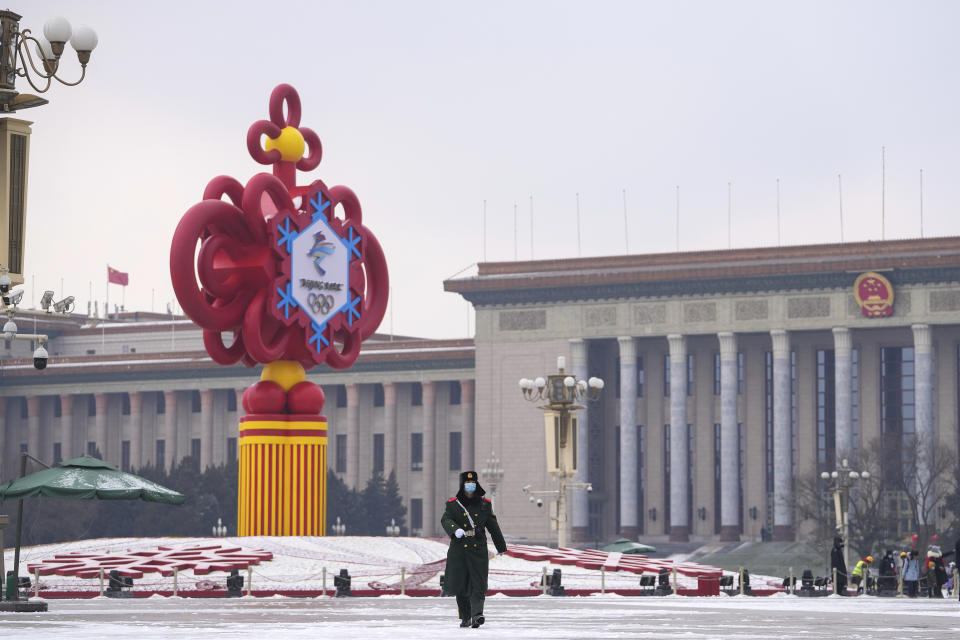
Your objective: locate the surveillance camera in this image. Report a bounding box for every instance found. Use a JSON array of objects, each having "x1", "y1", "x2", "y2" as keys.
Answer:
[
  {"x1": 53, "y1": 296, "x2": 75, "y2": 314},
  {"x1": 587, "y1": 485, "x2": 593, "y2": 493},
  {"x1": 3, "y1": 319, "x2": 16, "y2": 340},
  {"x1": 8, "y1": 289, "x2": 23, "y2": 306},
  {"x1": 0, "y1": 271, "x2": 10, "y2": 294},
  {"x1": 529, "y1": 495, "x2": 535, "y2": 503},
  {"x1": 40, "y1": 290, "x2": 54, "y2": 312},
  {"x1": 536, "y1": 498, "x2": 543, "y2": 508},
  {"x1": 33, "y1": 344, "x2": 48, "y2": 370}
]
